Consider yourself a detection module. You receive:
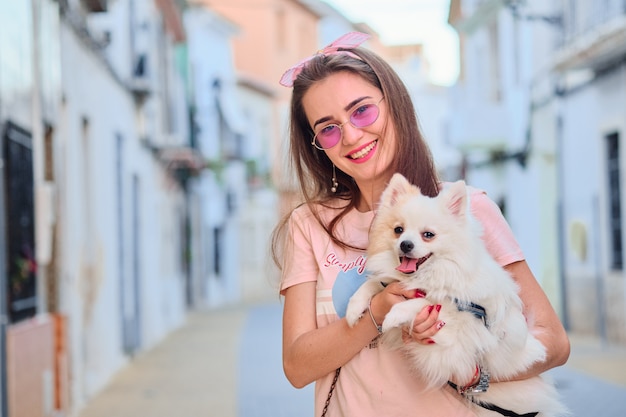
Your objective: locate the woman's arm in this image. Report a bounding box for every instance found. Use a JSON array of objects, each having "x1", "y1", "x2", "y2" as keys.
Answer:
[
  {"x1": 282, "y1": 280, "x2": 433, "y2": 388},
  {"x1": 282, "y1": 281, "x2": 378, "y2": 388},
  {"x1": 505, "y1": 260, "x2": 570, "y2": 379}
]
